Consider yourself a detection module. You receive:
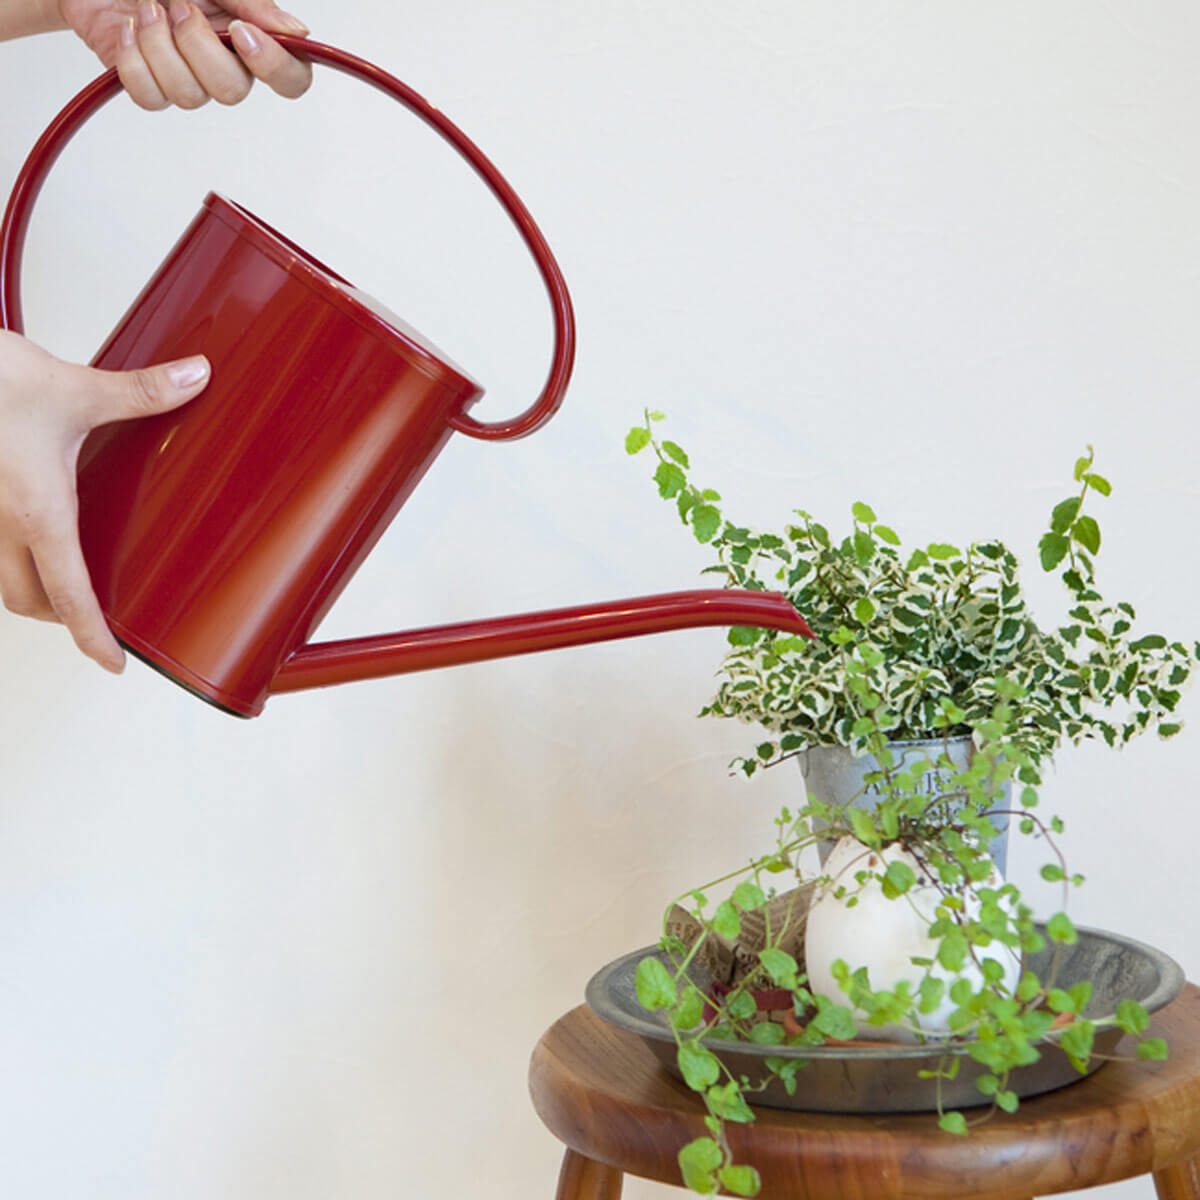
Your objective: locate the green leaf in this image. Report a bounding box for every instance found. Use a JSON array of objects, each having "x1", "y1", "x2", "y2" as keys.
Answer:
[
  {"x1": 635, "y1": 956, "x2": 677, "y2": 1011},
  {"x1": 852, "y1": 501, "x2": 877, "y2": 524},
  {"x1": 927, "y1": 543, "x2": 961, "y2": 560},
  {"x1": 1137, "y1": 1037, "x2": 1168, "y2": 1060},
  {"x1": 1069, "y1": 982, "x2": 1093, "y2": 1013},
  {"x1": 811, "y1": 1002, "x2": 857, "y2": 1041},
  {"x1": 1073, "y1": 515, "x2": 1101, "y2": 555},
  {"x1": 648, "y1": 409, "x2": 666, "y2": 421},
  {"x1": 848, "y1": 808, "x2": 877, "y2": 846},
  {"x1": 691, "y1": 504, "x2": 721, "y2": 544},
  {"x1": 875, "y1": 525, "x2": 901, "y2": 546},
  {"x1": 1130, "y1": 634, "x2": 1167, "y2": 652},
  {"x1": 882, "y1": 859, "x2": 917, "y2": 898},
  {"x1": 759, "y1": 947, "x2": 799, "y2": 988},
  {"x1": 673, "y1": 987, "x2": 705, "y2": 1031},
  {"x1": 718, "y1": 1164, "x2": 761, "y2": 1197},
  {"x1": 853, "y1": 530, "x2": 876, "y2": 564},
  {"x1": 937, "y1": 929, "x2": 969, "y2": 972},
  {"x1": 733, "y1": 882, "x2": 767, "y2": 912},
  {"x1": 1060, "y1": 1018, "x2": 1095, "y2": 1067},
  {"x1": 677, "y1": 1042, "x2": 722, "y2": 1090},
  {"x1": 1039, "y1": 532, "x2": 1070, "y2": 571},
  {"x1": 661, "y1": 440, "x2": 690, "y2": 468},
  {"x1": 712, "y1": 900, "x2": 741, "y2": 941},
  {"x1": 748, "y1": 1020, "x2": 786, "y2": 1045},
  {"x1": 727, "y1": 625, "x2": 760, "y2": 647},
  {"x1": 1046, "y1": 912, "x2": 1077, "y2": 945},
  {"x1": 939, "y1": 1111, "x2": 968, "y2": 1136},
  {"x1": 1016, "y1": 973, "x2": 1041, "y2": 1003},
  {"x1": 706, "y1": 1081, "x2": 754, "y2": 1124},
  {"x1": 996, "y1": 1089, "x2": 1019, "y2": 1113},
  {"x1": 728, "y1": 990, "x2": 757, "y2": 1021},
  {"x1": 1160, "y1": 722, "x2": 1183, "y2": 739},
  {"x1": 1050, "y1": 497, "x2": 1081, "y2": 533},
  {"x1": 1047, "y1": 988, "x2": 1075, "y2": 1014},
  {"x1": 880, "y1": 807, "x2": 899, "y2": 840},
  {"x1": 678, "y1": 1137, "x2": 722, "y2": 1194},
  {"x1": 854, "y1": 597, "x2": 876, "y2": 624},
  {"x1": 625, "y1": 426, "x2": 651, "y2": 454},
  {"x1": 918, "y1": 976, "x2": 946, "y2": 1015},
  {"x1": 1084, "y1": 472, "x2": 1111, "y2": 496},
  {"x1": 1115, "y1": 1000, "x2": 1149, "y2": 1035},
  {"x1": 1040, "y1": 864, "x2": 1065, "y2": 883},
  {"x1": 653, "y1": 460, "x2": 686, "y2": 498}
]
